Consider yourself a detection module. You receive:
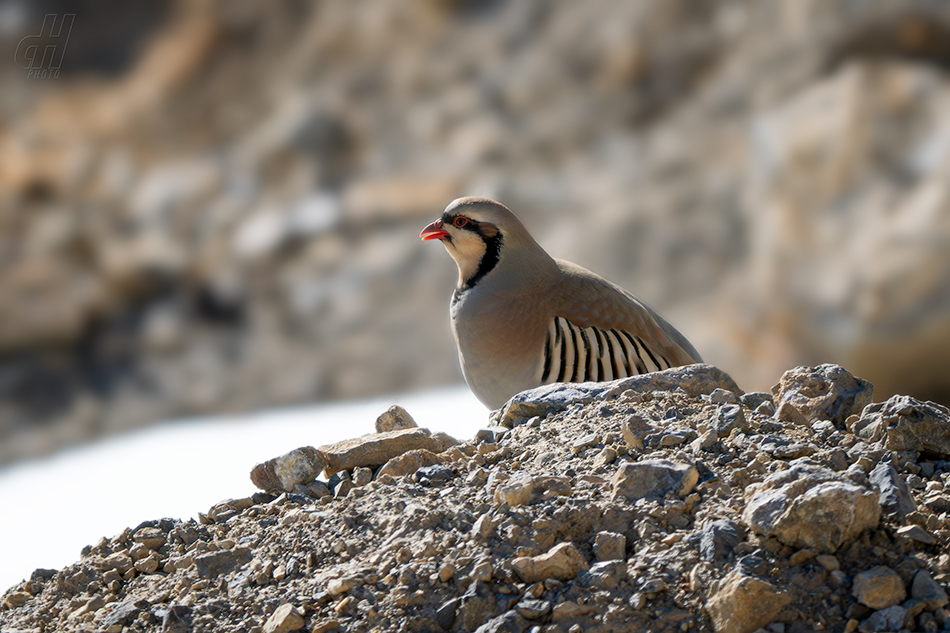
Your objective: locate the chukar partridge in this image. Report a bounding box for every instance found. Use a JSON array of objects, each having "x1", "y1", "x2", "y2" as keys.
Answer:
[{"x1": 421, "y1": 197, "x2": 702, "y2": 409}]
